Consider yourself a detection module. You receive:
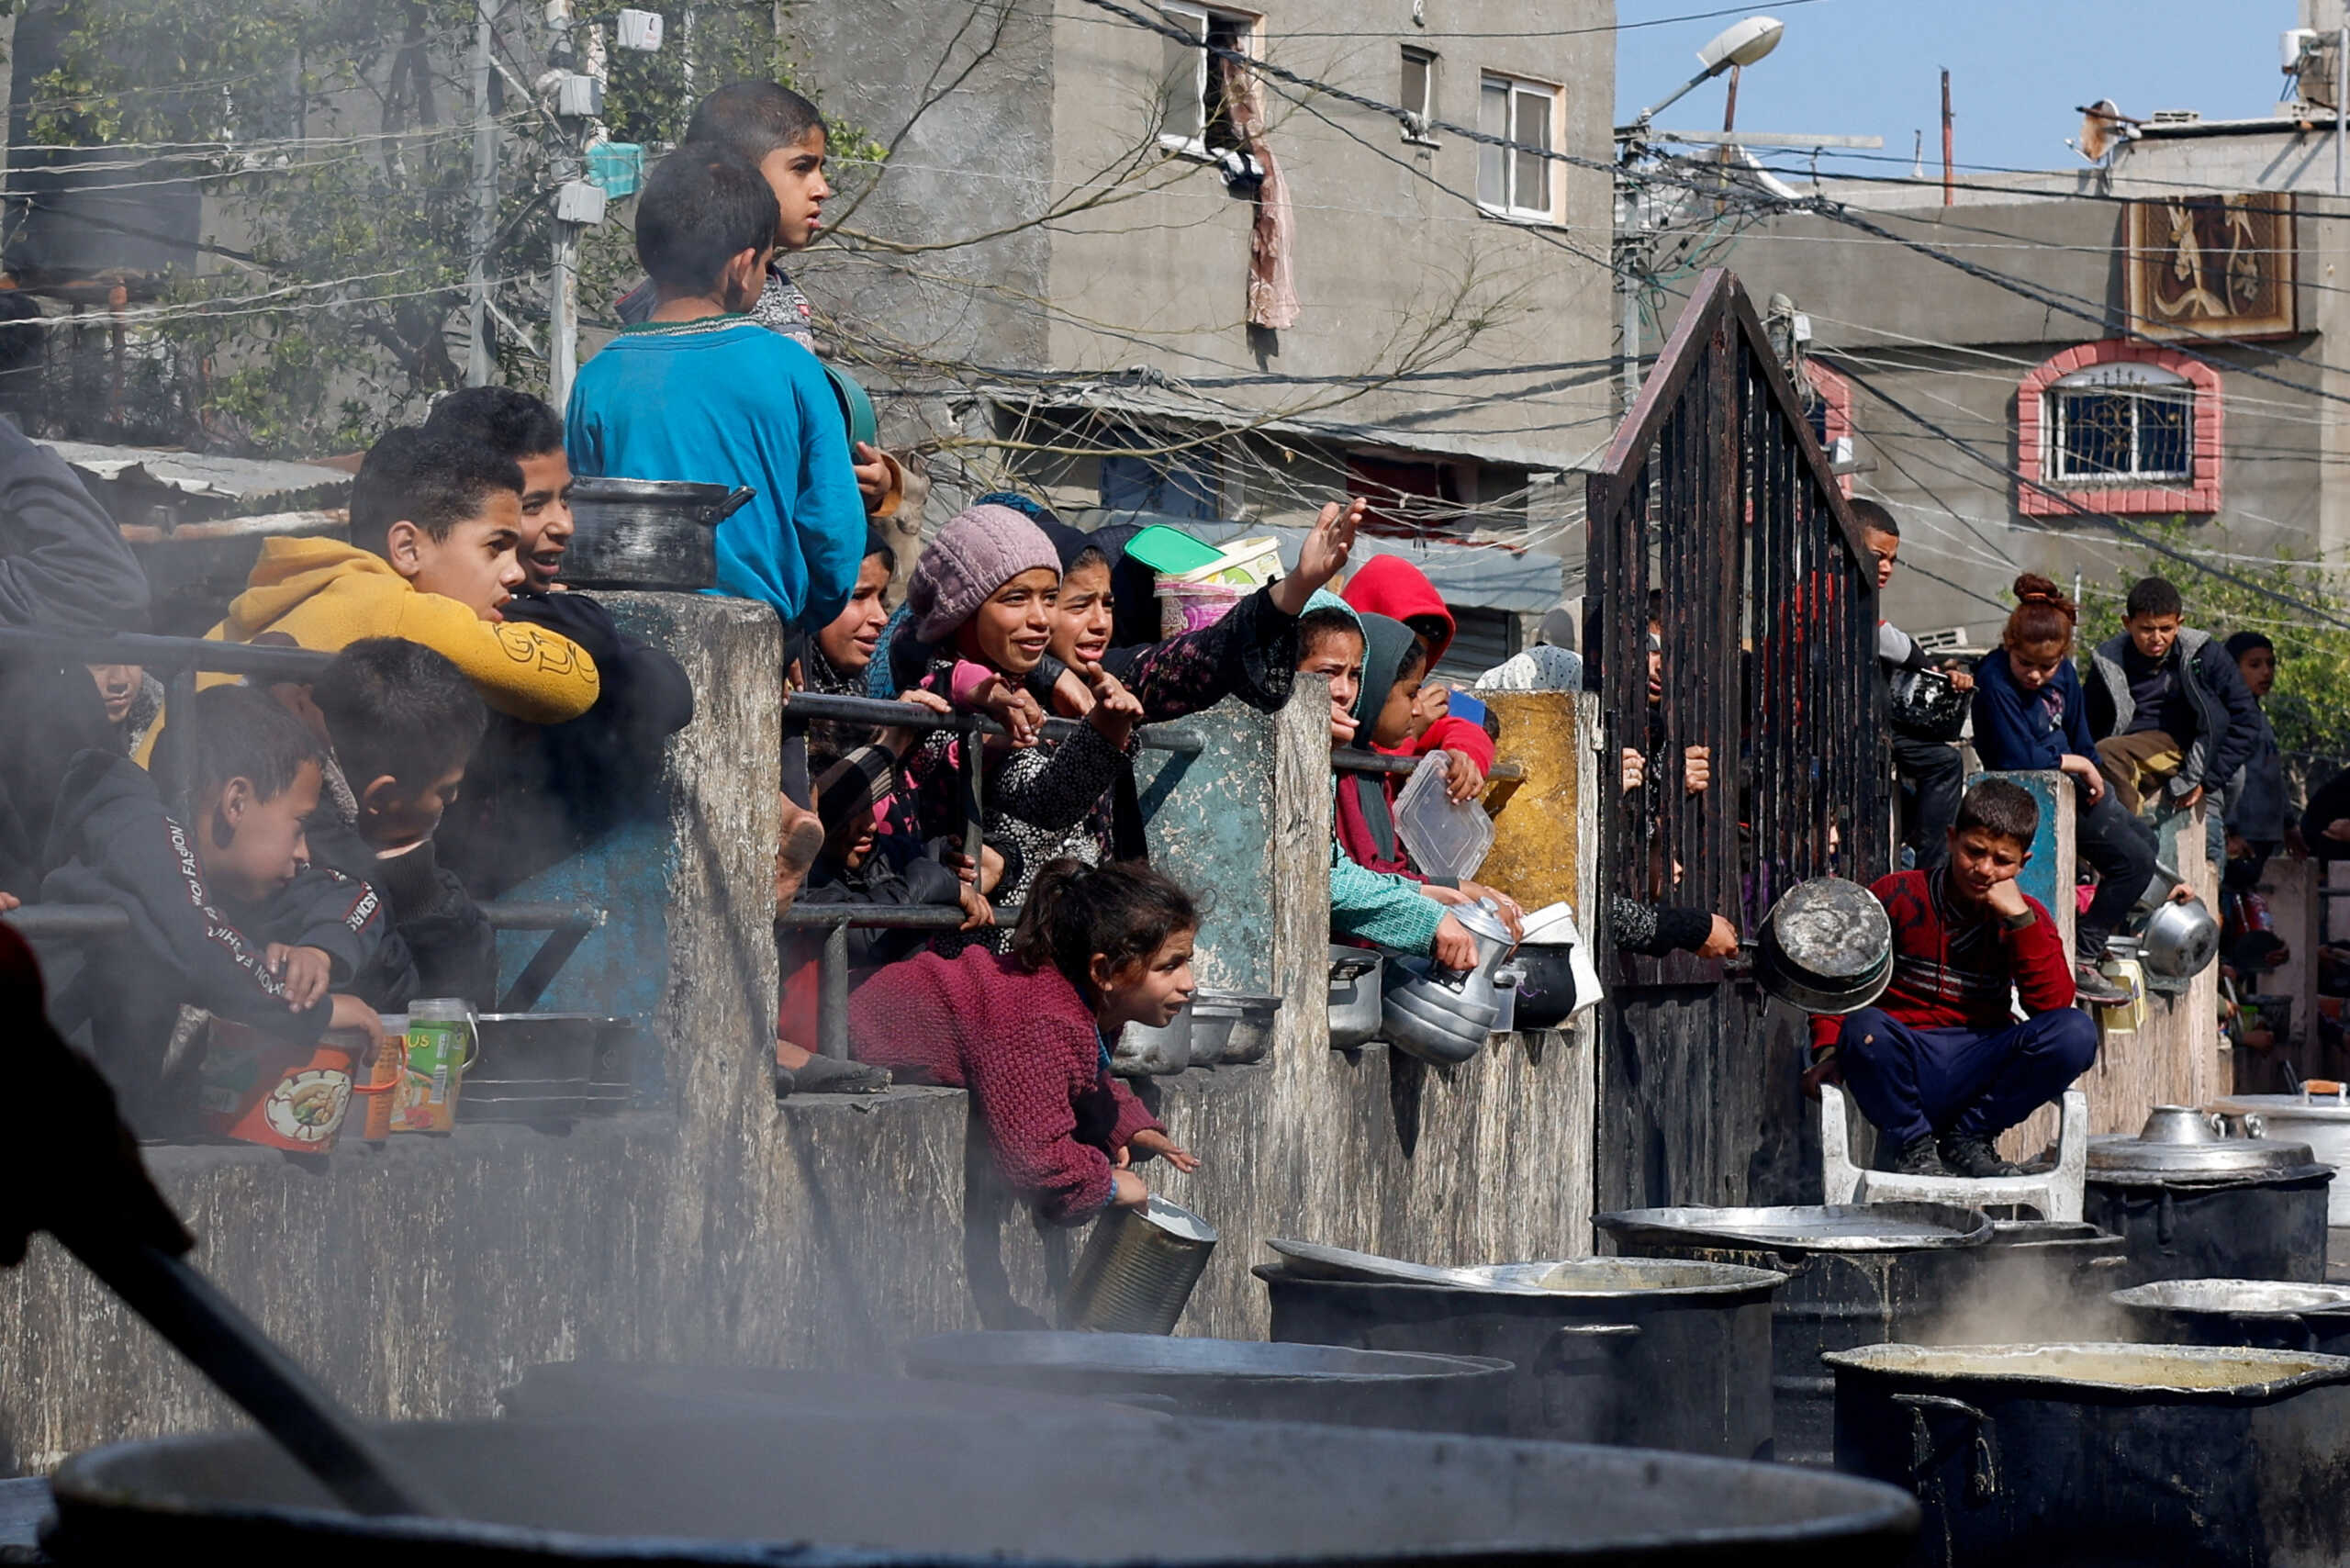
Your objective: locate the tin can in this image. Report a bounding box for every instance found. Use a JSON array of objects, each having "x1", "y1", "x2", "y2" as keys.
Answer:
[
  {"x1": 1061, "y1": 1195, "x2": 1218, "y2": 1335},
  {"x1": 197, "y1": 1018, "x2": 364, "y2": 1154},
  {"x1": 393, "y1": 998, "x2": 476, "y2": 1134}
]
